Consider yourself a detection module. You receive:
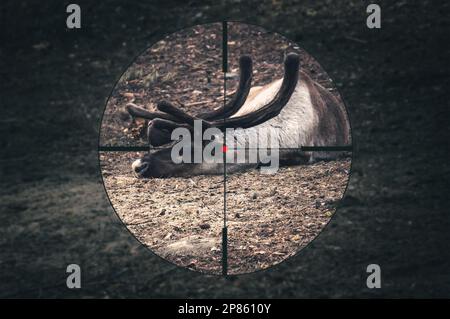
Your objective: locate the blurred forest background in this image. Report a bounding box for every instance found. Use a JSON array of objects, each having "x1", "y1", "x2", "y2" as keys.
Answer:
[{"x1": 1, "y1": 0, "x2": 449, "y2": 297}]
